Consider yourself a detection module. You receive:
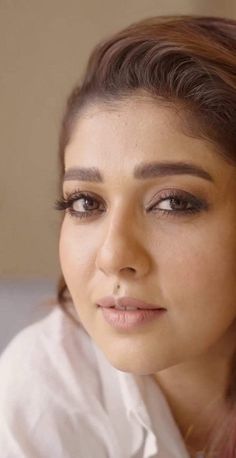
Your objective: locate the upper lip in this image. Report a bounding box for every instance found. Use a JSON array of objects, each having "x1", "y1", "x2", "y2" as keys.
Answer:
[{"x1": 96, "y1": 296, "x2": 165, "y2": 310}]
